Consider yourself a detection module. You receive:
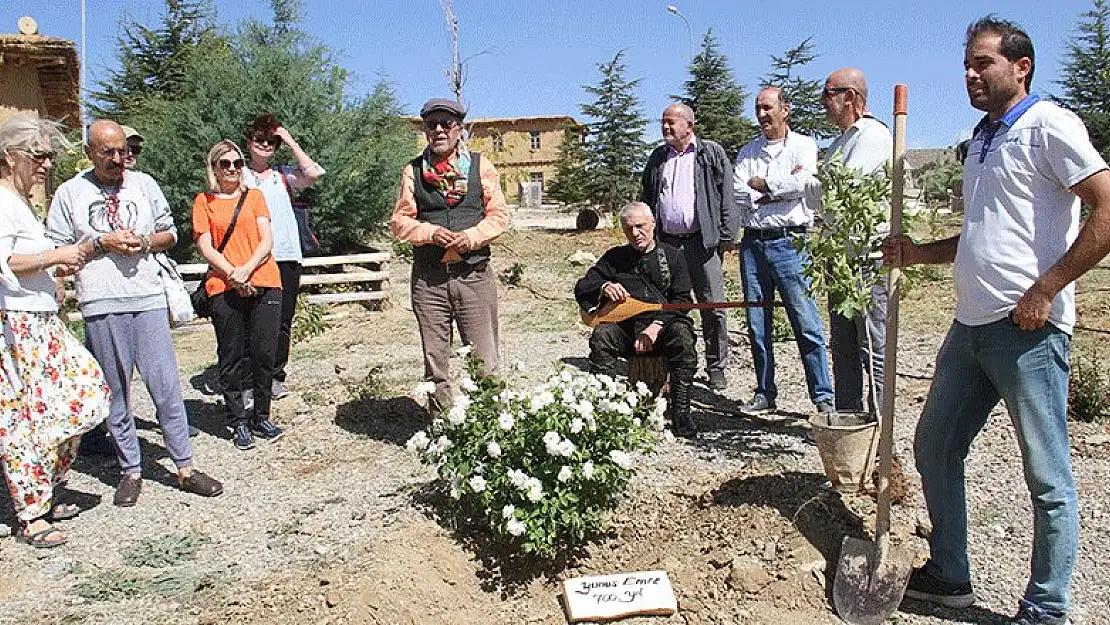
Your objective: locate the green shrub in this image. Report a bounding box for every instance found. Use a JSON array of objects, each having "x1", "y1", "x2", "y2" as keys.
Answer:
[
  {"x1": 291, "y1": 295, "x2": 328, "y2": 344},
  {"x1": 1069, "y1": 349, "x2": 1110, "y2": 423},
  {"x1": 407, "y1": 352, "x2": 664, "y2": 557}
]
